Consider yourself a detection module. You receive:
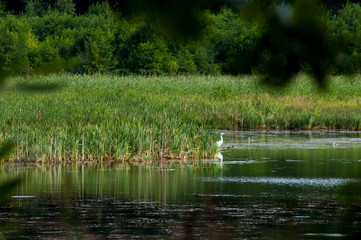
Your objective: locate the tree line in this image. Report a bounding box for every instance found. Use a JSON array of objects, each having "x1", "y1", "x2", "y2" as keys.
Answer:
[{"x1": 1, "y1": 0, "x2": 361, "y2": 76}]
